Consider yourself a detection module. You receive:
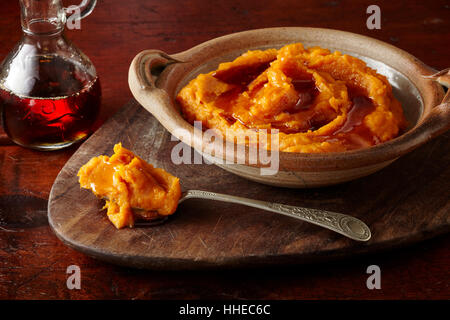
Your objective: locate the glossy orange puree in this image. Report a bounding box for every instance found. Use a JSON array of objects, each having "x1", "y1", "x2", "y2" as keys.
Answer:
[
  {"x1": 176, "y1": 43, "x2": 407, "y2": 152},
  {"x1": 78, "y1": 143, "x2": 181, "y2": 229}
]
